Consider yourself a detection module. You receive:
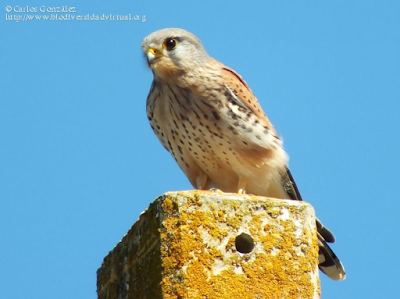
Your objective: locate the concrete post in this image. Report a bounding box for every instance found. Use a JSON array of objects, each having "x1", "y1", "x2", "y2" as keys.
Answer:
[{"x1": 97, "y1": 191, "x2": 320, "y2": 299}]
